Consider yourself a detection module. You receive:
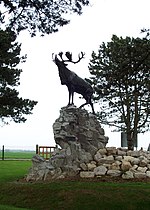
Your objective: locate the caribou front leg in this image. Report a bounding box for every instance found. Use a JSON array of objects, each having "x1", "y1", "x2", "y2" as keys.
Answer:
[
  {"x1": 68, "y1": 90, "x2": 71, "y2": 105},
  {"x1": 71, "y1": 91, "x2": 74, "y2": 105},
  {"x1": 90, "y1": 102, "x2": 95, "y2": 115},
  {"x1": 68, "y1": 89, "x2": 74, "y2": 106}
]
